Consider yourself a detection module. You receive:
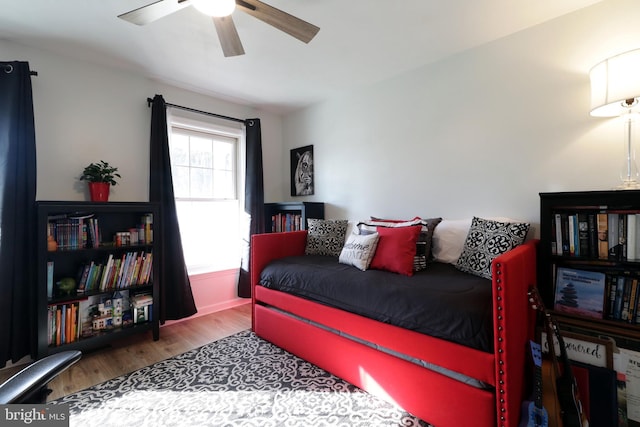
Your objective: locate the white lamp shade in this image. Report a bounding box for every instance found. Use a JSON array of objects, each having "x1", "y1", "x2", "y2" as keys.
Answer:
[
  {"x1": 192, "y1": 0, "x2": 236, "y2": 17},
  {"x1": 590, "y1": 48, "x2": 640, "y2": 117}
]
